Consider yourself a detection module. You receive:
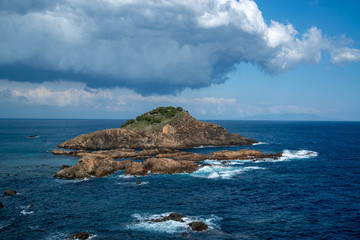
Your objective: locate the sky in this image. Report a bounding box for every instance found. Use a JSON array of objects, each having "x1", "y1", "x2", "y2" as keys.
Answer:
[{"x1": 0, "y1": 0, "x2": 359, "y2": 120}]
